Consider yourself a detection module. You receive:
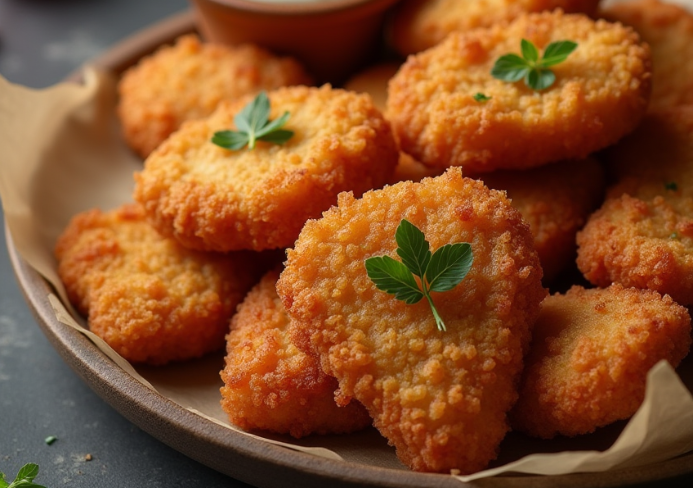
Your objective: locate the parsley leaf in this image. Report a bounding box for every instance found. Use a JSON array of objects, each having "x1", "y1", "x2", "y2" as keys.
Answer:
[
  {"x1": 491, "y1": 39, "x2": 577, "y2": 91},
  {"x1": 665, "y1": 181, "x2": 678, "y2": 191},
  {"x1": 1, "y1": 464, "x2": 46, "y2": 488},
  {"x1": 365, "y1": 219, "x2": 473, "y2": 331},
  {"x1": 212, "y1": 91, "x2": 293, "y2": 150},
  {"x1": 473, "y1": 93, "x2": 492, "y2": 102}
]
